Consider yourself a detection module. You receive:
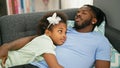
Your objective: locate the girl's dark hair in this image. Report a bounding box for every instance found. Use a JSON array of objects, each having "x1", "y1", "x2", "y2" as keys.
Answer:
[
  {"x1": 84, "y1": 5, "x2": 107, "y2": 27},
  {"x1": 37, "y1": 11, "x2": 67, "y2": 35}
]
